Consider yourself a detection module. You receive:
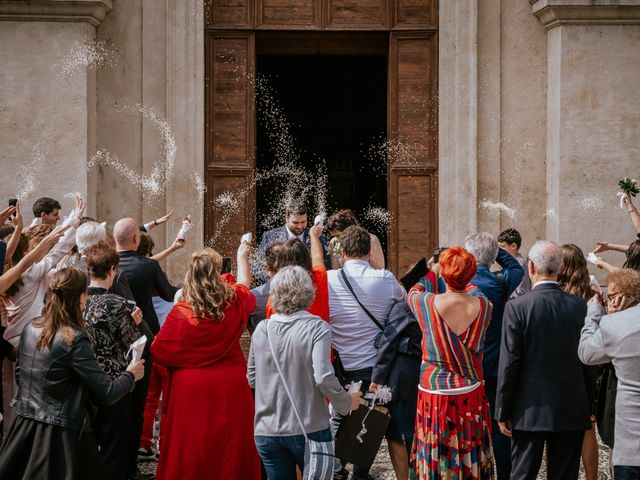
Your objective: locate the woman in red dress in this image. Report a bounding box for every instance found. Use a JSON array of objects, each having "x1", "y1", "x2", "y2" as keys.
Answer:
[{"x1": 151, "y1": 241, "x2": 261, "y2": 480}]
